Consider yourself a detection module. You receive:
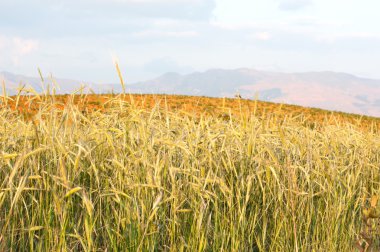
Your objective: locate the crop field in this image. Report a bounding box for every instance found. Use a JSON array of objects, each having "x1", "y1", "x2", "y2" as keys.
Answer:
[
  {"x1": 0, "y1": 91, "x2": 380, "y2": 251},
  {"x1": 8, "y1": 92, "x2": 380, "y2": 130}
]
